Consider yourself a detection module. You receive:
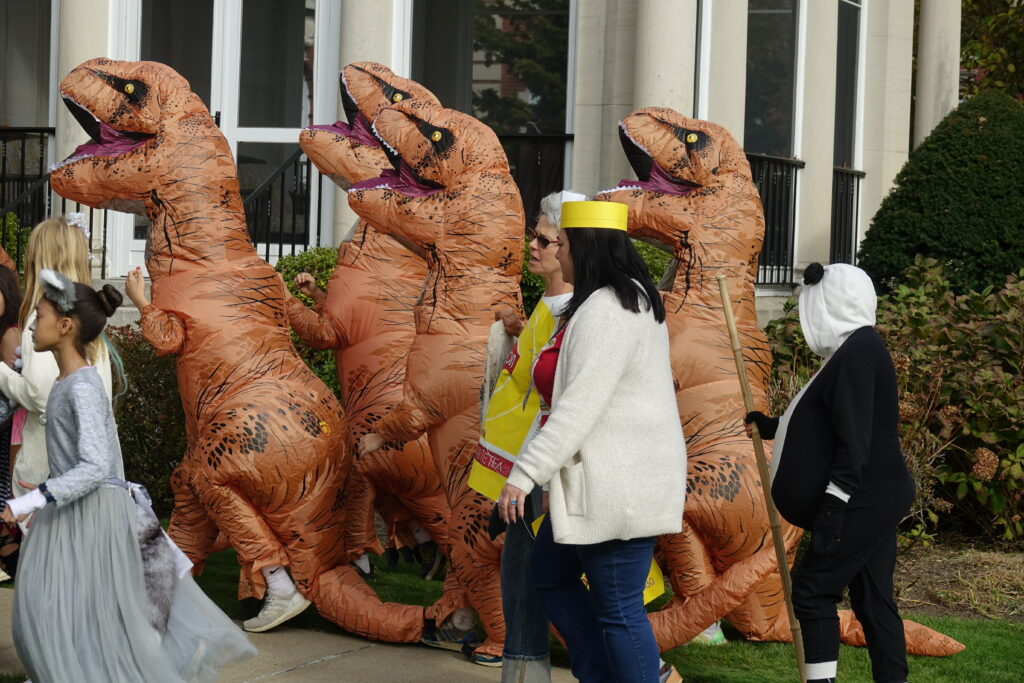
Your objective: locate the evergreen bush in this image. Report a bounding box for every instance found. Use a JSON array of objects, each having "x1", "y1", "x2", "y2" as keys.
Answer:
[{"x1": 857, "y1": 91, "x2": 1024, "y2": 293}]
